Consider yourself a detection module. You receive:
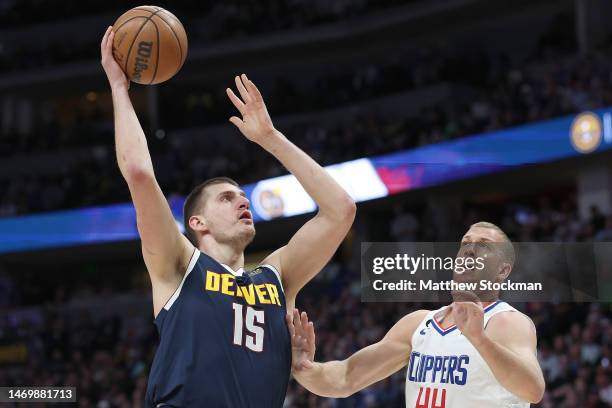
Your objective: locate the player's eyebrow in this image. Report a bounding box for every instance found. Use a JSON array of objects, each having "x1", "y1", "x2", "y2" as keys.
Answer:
[
  {"x1": 217, "y1": 190, "x2": 247, "y2": 198},
  {"x1": 217, "y1": 190, "x2": 234, "y2": 198},
  {"x1": 461, "y1": 235, "x2": 493, "y2": 243}
]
